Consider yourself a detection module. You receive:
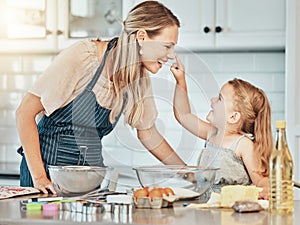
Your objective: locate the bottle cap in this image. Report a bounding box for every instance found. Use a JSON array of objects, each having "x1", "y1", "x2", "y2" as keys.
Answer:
[{"x1": 276, "y1": 120, "x2": 286, "y2": 129}]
